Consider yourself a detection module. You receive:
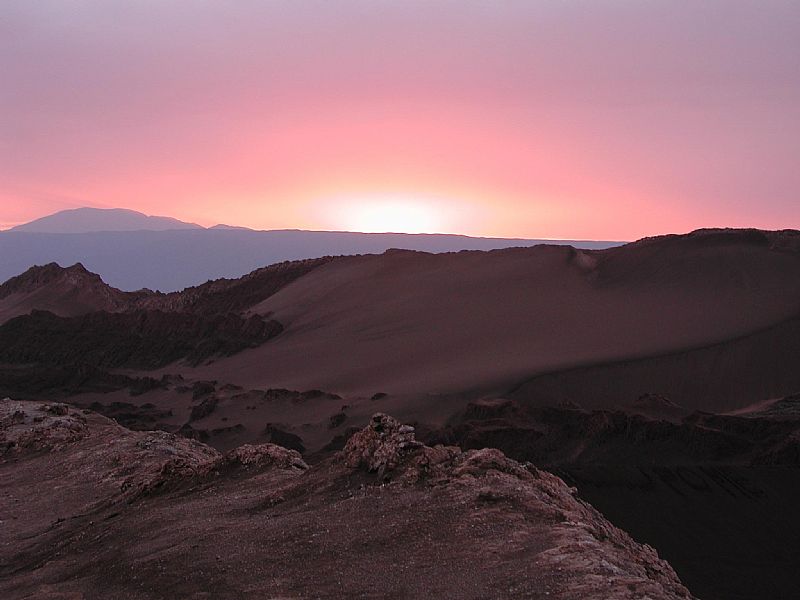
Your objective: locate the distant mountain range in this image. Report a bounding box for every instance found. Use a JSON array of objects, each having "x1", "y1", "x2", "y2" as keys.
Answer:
[
  {"x1": 1, "y1": 207, "x2": 624, "y2": 291},
  {"x1": 11, "y1": 207, "x2": 203, "y2": 233}
]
